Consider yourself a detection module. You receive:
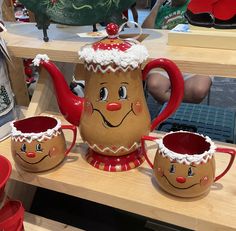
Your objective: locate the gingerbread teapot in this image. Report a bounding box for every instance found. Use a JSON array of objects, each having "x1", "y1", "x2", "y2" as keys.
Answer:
[{"x1": 33, "y1": 23, "x2": 184, "y2": 171}]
